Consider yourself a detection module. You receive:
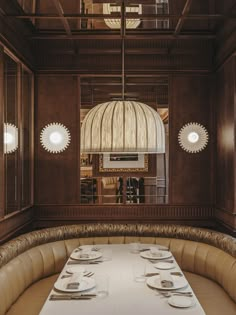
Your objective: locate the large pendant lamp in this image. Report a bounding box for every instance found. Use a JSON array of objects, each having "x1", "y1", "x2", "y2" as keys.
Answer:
[{"x1": 81, "y1": 2, "x2": 165, "y2": 154}]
